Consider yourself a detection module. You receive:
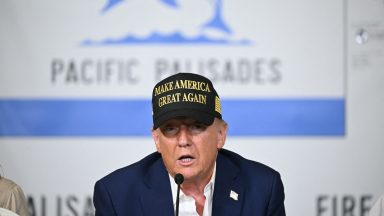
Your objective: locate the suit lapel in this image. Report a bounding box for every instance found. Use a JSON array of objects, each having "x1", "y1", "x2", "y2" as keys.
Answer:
[
  {"x1": 140, "y1": 158, "x2": 175, "y2": 215},
  {"x1": 212, "y1": 152, "x2": 244, "y2": 216},
  {"x1": 138, "y1": 151, "x2": 244, "y2": 216}
]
